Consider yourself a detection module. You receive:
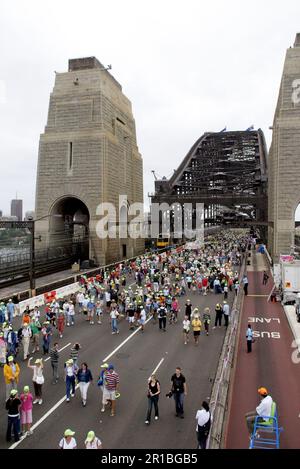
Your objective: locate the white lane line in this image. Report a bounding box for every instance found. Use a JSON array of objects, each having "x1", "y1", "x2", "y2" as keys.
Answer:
[
  {"x1": 44, "y1": 343, "x2": 71, "y2": 362},
  {"x1": 9, "y1": 317, "x2": 153, "y2": 449},
  {"x1": 149, "y1": 358, "x2": 165, "y2": 379},
  {"x1": 102, "y1": 315, "x2": 153, "y2": 363},
  {"x1": 9, "y1": 383, "x2": 80, "y2": 450}
]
